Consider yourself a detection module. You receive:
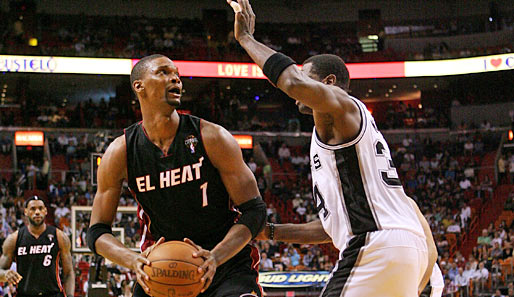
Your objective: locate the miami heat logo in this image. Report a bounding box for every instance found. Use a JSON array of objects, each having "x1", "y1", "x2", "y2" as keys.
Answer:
[
  {"x1": 47, "y1": 234, "x2": 54, "y2": 241},
  {"x1": 185, "y1": 135, "x2": 198, "y2": 154}
]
